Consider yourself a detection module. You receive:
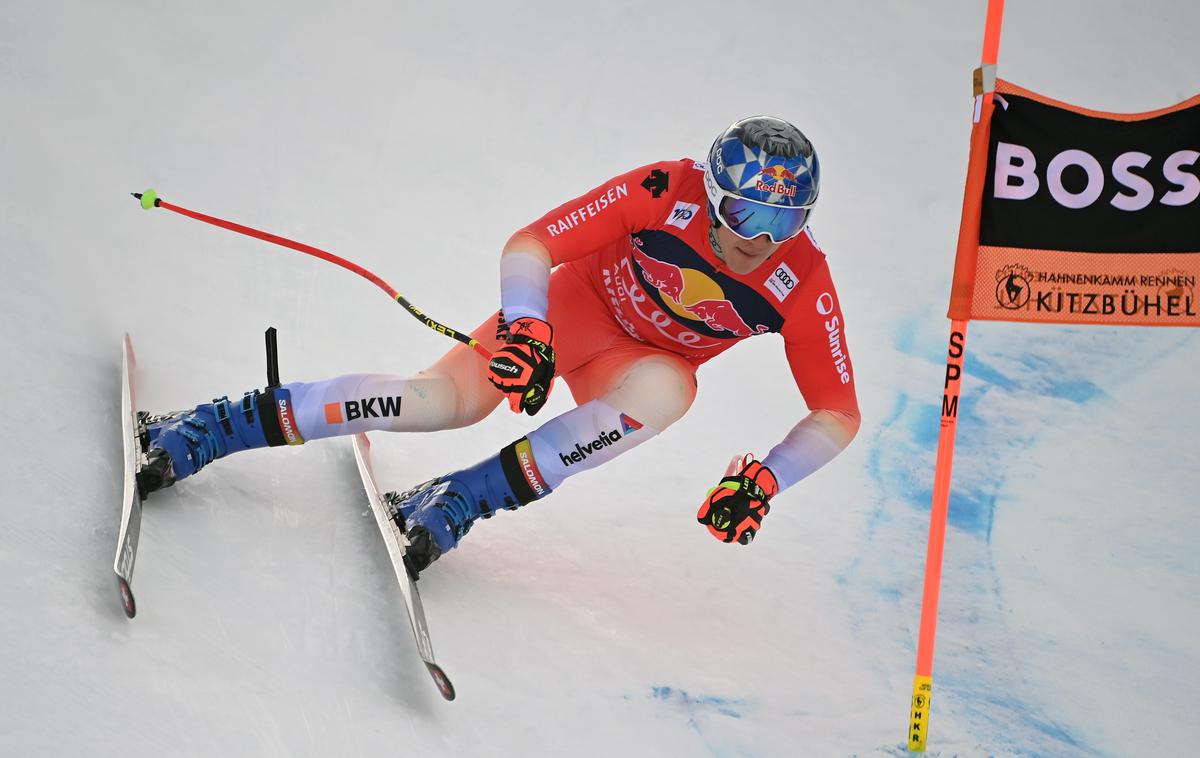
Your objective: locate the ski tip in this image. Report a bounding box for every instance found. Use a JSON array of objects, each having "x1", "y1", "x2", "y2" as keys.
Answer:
[
  {"x1": 426, "y1": 663, "x2": 455, "y2": 701},
  {"x1": 117, "y1": 576, "x2": 137, "y2": 619}
]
